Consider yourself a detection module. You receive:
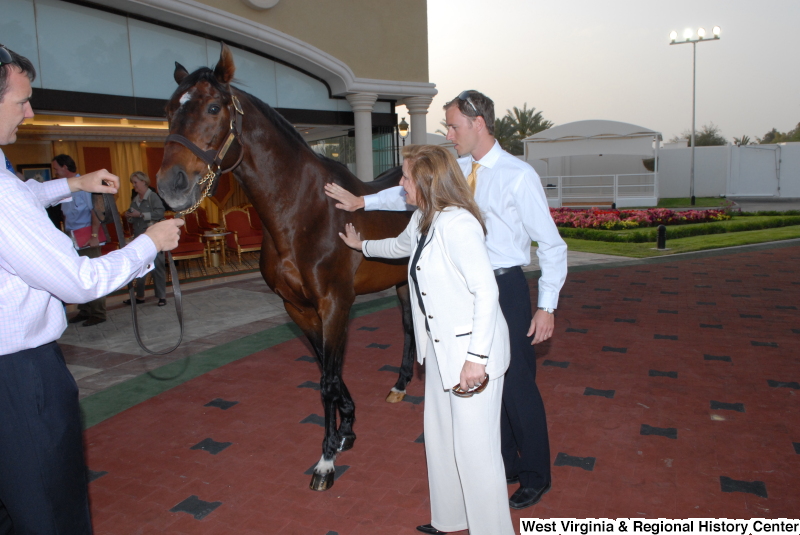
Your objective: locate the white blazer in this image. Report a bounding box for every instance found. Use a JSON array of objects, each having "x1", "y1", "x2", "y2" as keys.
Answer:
[{"x1": 363, "y1": 207, "x2": 510, "y2": 389}]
